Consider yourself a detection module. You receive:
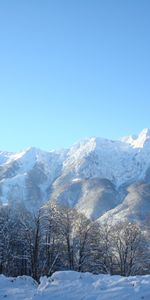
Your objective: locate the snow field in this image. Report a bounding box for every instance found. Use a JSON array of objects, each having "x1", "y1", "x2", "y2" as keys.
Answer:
[{"x1": 1, "y1": 271, "x2": 150, "y2": 300}]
